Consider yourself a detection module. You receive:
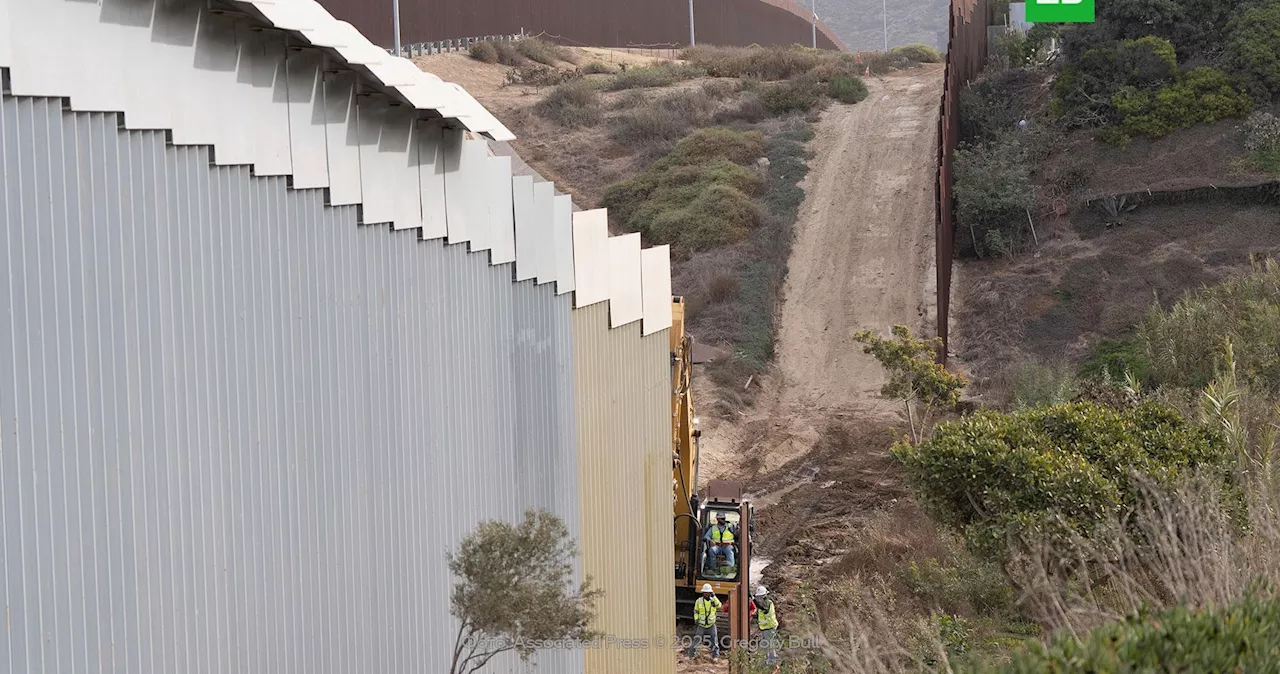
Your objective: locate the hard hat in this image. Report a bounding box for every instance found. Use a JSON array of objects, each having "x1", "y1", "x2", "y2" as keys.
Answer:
[
  {"x1": 716, "y1": 512, "x2": 727, "y2": 520},
  {"x1": 755, "y1": 585, "x2": 768, "y2": 597},
  {"x1": 701, "y1": 584, "x2": 714, "y2": 593}
]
